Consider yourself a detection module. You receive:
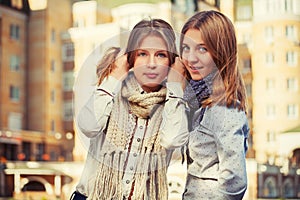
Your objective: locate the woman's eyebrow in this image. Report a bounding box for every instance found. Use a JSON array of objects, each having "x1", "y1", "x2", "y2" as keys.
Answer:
[
  {"x1": 156, "y1": 49, "x2": 168, "y2": 52},
  {"x1": 196, "y1": 43, "x2": 206, "y2": 46}
]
